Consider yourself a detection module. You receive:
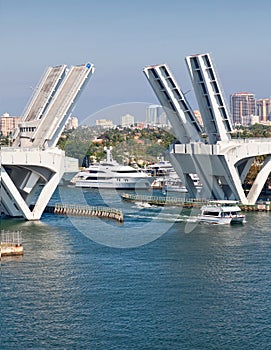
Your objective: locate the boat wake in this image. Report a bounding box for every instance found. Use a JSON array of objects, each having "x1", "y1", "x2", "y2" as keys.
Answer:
[{"x1": 125, "y1": 211, "x2": 198, "y2": 223}]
